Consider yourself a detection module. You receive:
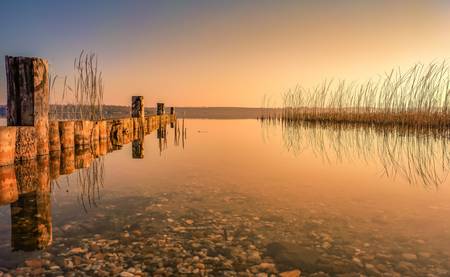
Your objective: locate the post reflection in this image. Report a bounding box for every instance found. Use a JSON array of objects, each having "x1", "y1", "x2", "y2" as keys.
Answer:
[
  {"x1": 11, "y1": 157, "x2": 51, "y2": 251},
  {"x1": 0, "y1": 118, "x2": 183, "y2": 252}
]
